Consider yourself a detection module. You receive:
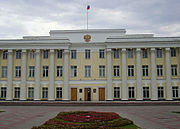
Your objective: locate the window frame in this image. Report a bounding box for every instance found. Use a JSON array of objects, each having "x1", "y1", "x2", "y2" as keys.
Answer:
[
  {"x1": 1, "y1": 66, "x2": 7, "y2": 78},
  {"x1": 156, "y1": 48, "x2": 162, "y2": 58},
  {"x1": 142, "y1": 65, "x2": 148, "y2": 77},
  {"x1": 42, "y1": 87, "x2": 48, "y2": 99},
  {"x1": 14, "y1": 87, "x2": 20, "y2": 99},
  {"x1": 172, "y1": 86, "x2": 179, "y2": 98},
  {"x1": 142, "y1": 49, "x2": 148, "y2": 58},
  {"x1": 57, "y1": 66, "x2": 63, "y2": 77},
  {"x1": 157, "y1": 65, "x2": 163, "y2": 76},
  {"x1": 99, "y1": 49, "x2": 105, "y2": 59},
  {"x1": 128, "y1": 65, "x2": 134, "y2": 77},
  {"x1": 128, "y1": 87, "x2": 135, "y2": 99},
  {"x1": 99, "y1": 65, "x2": 105, "y2": 77},
  {"x1": 56, "y1": 87, "x2": 62, "y2": 99},
  {"x1": 43, "y1": 66, "x2": 49, "y2": 77},
  {"x1": 71, "y1": 66, "x2": 77, "y2": 77},
  {"x1": 85, "y1": 49, "x2": 91, "y2": 59},
  {"x1": 171, "y1": 64, "x2": 178, "y2": 76},
  {"x1": 2, "y1": 50, "x2": 8, "y2": 59},
  {"x1": 113, "y1": 65, "x2": 120, "y2": 77},
  {"x1": 85, "y1": 65, "x2": 91, "y2": 77},
  {"x1": 43, "y1": 50, "x2": 49, "y2": 59},
  {"x1": 16, "y1": 50, "x2": 22, "y2": 59},
  {"x1": 143, "y1": 87, "x2": 149, "y2": 99},
  {"x1": 128, "y1": 49, "x2": 133, "y2": 58},
  {"x1": 15, "y1": 66, "x2": 21, "y2": 78},
  {"x1": 29, "y1": 66, "x2": 35, "y2": 77},
  {"x1": 158, "y1": 87, "x2": 164, "y2": 99},
  {"x1": 1, "y1": 87, "x2": 7, "y2": 98},
  {"x1": 71, "y1": 50, "x2": 77, "y2": 59},
  {"x1": 28, "y1": 87, "x2": 34, "y2": 99},
  {"x1": 57, "y1": 50, "x2": 63, "y2": 59},
  {"x1": 113, "y1": 49, "x2": 119, "y2": 59},
  {"x1": 170, "y1": 48, "x2": 176, "y2": 57},
  {"x1": 114, "y1": 87, "x2": 120, "y2": 98}
]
